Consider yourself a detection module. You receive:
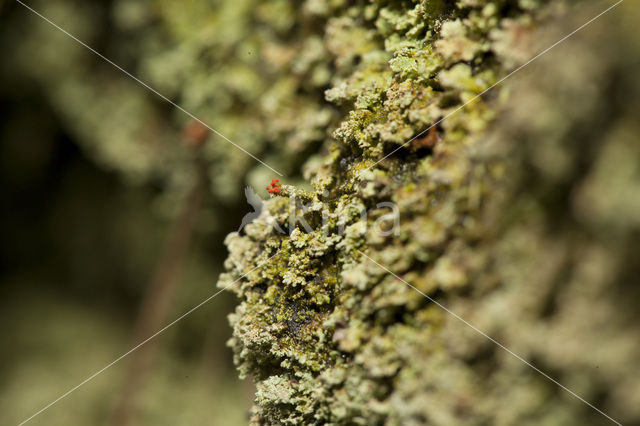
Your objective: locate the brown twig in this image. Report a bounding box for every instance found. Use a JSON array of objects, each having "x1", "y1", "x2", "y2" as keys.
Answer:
[{"x1": 110, "y1": 127, "x2": 209, "y2": 426}]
